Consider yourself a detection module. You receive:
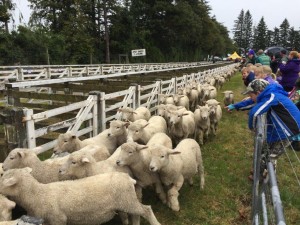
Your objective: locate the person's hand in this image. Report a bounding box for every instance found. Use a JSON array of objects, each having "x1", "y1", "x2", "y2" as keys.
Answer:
[{"x1": 225, "y1": 104, "x2": 235, "y2": 112}]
